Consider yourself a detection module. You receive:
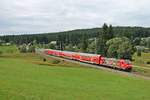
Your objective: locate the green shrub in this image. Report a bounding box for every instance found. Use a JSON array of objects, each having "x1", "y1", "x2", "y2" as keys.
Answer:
[{"x1": 52, "y1": 60, "x2": 60, "y2": 64}]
